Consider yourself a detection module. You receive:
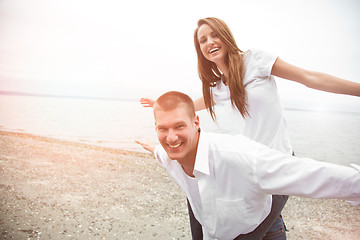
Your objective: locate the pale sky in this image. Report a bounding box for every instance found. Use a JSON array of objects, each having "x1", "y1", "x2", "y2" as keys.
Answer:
[{"x1": 0, "y1": 0, "x2": 359, "y2": 112}]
